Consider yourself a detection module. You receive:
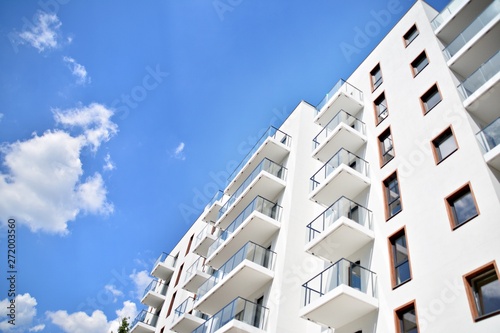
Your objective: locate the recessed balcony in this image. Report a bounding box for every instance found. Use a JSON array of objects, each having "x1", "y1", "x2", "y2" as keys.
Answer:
[
  {"x1": 477, "y1": 117, "x2": 500, "y2": 170},
  {"x1": 443, "y1": 1, "x2": 500, "y2": 77},
  {"x1": 141, "y1": 279, "x2": 167, "y2": 308},
  {"x1": 225, "y1": 126, "x2": 291, "y2": 196},
  {"x1": 314, "y1": 79, "x2": 364, "y2": 127},
  {"x1": 200, "y1": 190, "x2": 225, "y2": 224},
  {"x1": 457, "y1": 50, "x2": 500, "y2": 124},
  {"x1": 151, "y1": 252, "x2": 177, "y2": 281},
  {"x1": 207, "y1": 196, "x2": 281, "y2": 269},
  {"x1": 171, "y1": 297, "x2": 208, "y2": 333},
  {"x1": 182, "y1": 257, "x2": 212, "y2": 293},
  {"x1": 299, "y1": 259, "x2": 378, "y2": 329},
  {"x1": 217, "y1": 158, "x2": 287, "y2": 230},
  {"x1": 193, "y1": 224, "x2": 219, "y2": 258},
  {"x1": 312, "y1": 110, "x2": 366, "y2": 163},
  {"x1": 195, "y1": 242, "x2": 275, "y2": 315},
  {"x1": 305, "y1": 197, "x2": 374, "y2": 263},
  {"x1": 309, "y1": 149, "x2": 370, "y2": 207},
  {"x1": 130, "y1": 310, "x2": 158, "y2": 333},
  {"x1": 193, "y1": 297, "x2": 269, "y2": 333}
]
